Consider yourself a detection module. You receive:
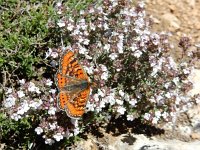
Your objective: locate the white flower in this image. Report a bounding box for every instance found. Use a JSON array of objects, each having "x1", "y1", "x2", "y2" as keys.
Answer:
[
  {"x1": 57, "y1": 20, "x2": 65, "y2": 27},
  {"x1": 28, "y1": 82, "x2": 41, "y2": 93},
  {"x1": 109, "y1": 53, "x2": 118, "y2": 60},
  {"x1": 117, "y1": 106, "x2": 126, "y2": 115},
  {"x1": 48, "y1": 107, "x2": 57, "y2": 115},
  {"x1": 117, "y1": 41, "x2": 123, "y2": 53},
  {"x1": 133, "y1": 50, "x2": 142, "y2": 58},
  {"x1": 11, "y1": 113, "x2": 21, "y2": 121},
  {"x1": 6, "y1": 88, "x2": 12, "y2": 94},
  {"x1": 89, "y1": 8, "x2": 94, "y2": 13},
  {"x1": 49, "y1": 89, "x2": 56, "y2": 94},
  {"x1": 100, "y1": 64, "x2": 107, "y2": 72},
  {"x1": 80, "y1": 10, "x2": 84, "y2": 15},
  {"x1": 134, "y1": 17, "x2": 145, "y2": 29},
  {"x1": 155, "y1": 96, "x2": 163, "y2": 104},
  {"x1": 19, "y1": 79, "x2": 25, "y2": 84},
  {"x1": 45, "y1": 138, "x2": 55, "y2": 145},
  {"x1": 104, "y1": 44, "x2": 110, "y2": 52},
  {"x1": 73, "y1": 127, "x2": 80, "y2": 136},
  {"x1": 51, "y1": 52, "x2": 58, "y2": 58},
  {"x1": 119, "y1": 90, "x2": 125, "y2": 97},
  {"x1": 35, "y1": 87, "x2": 41, "y2": 94},
  {"x1": 124, "y1": 94, "x2": 130, "y2": 101},
  {"x1": 85, "y1": 54, "x2": 92, "y2": 60},
  {"x1": 35, "y1": 127, "x2": 43, "y2": 135},
  {"x1": 175, "y1": 96, "x2": 181, "y2": 105},
  {"x1": 28, "y1": 82, "x2": 36, "y2": 92},
  {"x1": 49, "y1": 123, "x2": 57, "y2": 130},
  {"x1": 196, "y1": 96, "x2": 200, "y2": 103},
  {"x1": 103, "y1": 23, "x2": 109, "y2": 30},
  {"x1": 127, "y1": 114, "x2": 134, "y2": 121},
  {"x1": 155, "y1": 111, "x2": 161, "y2": 118},
  {"x1": 79, "y1": 46, "x2": 87, "y2": 54},
  {"x1": 173, "y1": 77, "x2": 179, "y2": 85},
  {"x1": 45, "y1": 48, "x2": 52, "y2": 59},
  {"x1": 29, "y1": 99, "x2": 42, "y2": 109},
  {"x1": 101, "y1": 72, "x2": 109, "y2": 80},
  {"x1": 72, "y1": 28, "x2": 80, "y2": 35},
  {"x1": 46, "y1": 79, "x2": 53, "y2": 86},
  {"x1": 71, "y1": 119, "x2": 79, "y2": 127},
  {"x1": 49, "y1": 98, "x2": 54, "y2": 102},
  {"x1": 17, "y1": 90, "x2": 25, "y2": 98},
  {"x1": 111, "y1": 0, "x2": 118, "y2": 7},
  {"x1": 84, "y1": 66, "x2": 94, "y2": 75},
  {"x1": 152, "y1": 117, "x2": 159, "y2": 124},
  {"x1": 129, "y1": 99, "x2": 137, "y2": 106},
  {"x1": 138, "y1": 1, "x2": 145, "y2": 8},
  {"x1": 130, "y1": 44, "x2": 137, "y2": 51},
  {"x1": 104, "y1": 95, "x2": 115, "y2": 105},
  {"x1": 86, "y1": 102, "x2": 95, "y2": 111},
  {"x1": 162, "y1": 112, "x2": 169, "y2": 119},
  {"x1": 90, "y1": 22, "x2": 96, "y2": 30},
  {"x1": 168, "y1": 57, "x2": 177, "y2": 69},
  {"x1": 17, "y1": 101, "x2": 30, "y2": 115},
  {"x1": 165, "y1": 92, "x2": 171, "y2": 98},
  {"x1": 143, "y1": 113, "x2": 151, "y2": 120},
  {"x1": 67, "y1": 24, "x2": 74, "y2": 31},
  {"x1": 53, "y1": 133, "x2": 63, "y2": 142},
  {"x1": 57, "y1": 10, "x2": 62, "y2": 15},
  {"x1": 56, "y1": 2, "x2": 62, "y2": 7},
  {"x1": 116, "y1": 99, "x2": 123, "y2": 105},
  {"x1": 93, "y1": 94, "x2": 99, "y2": 102},
  {"x1": 183, "y1": 68, "x2": 190, "y2": 74},
  {"x1": 164, "y1": 82, "x2": 170, "y2": 89},
  {"x1": 83, "y1": 39, "x2": 90, "y2": 45},
  {"x1": 99, "y1": 100, "x2": 106, "y2": 108},
  {"x1": 98, "y1": 89, "x2": 105, "y2": 97},
  {"x1": 4, "y1": 95, "x2": 16, "y2": 108}
]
